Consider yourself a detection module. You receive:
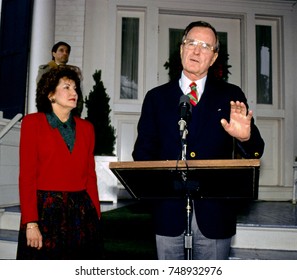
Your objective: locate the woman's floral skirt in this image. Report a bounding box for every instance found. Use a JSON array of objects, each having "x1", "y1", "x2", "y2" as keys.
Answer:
[{"x1": 17, "y1": 190, "x2": 103, "y2": 260}]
